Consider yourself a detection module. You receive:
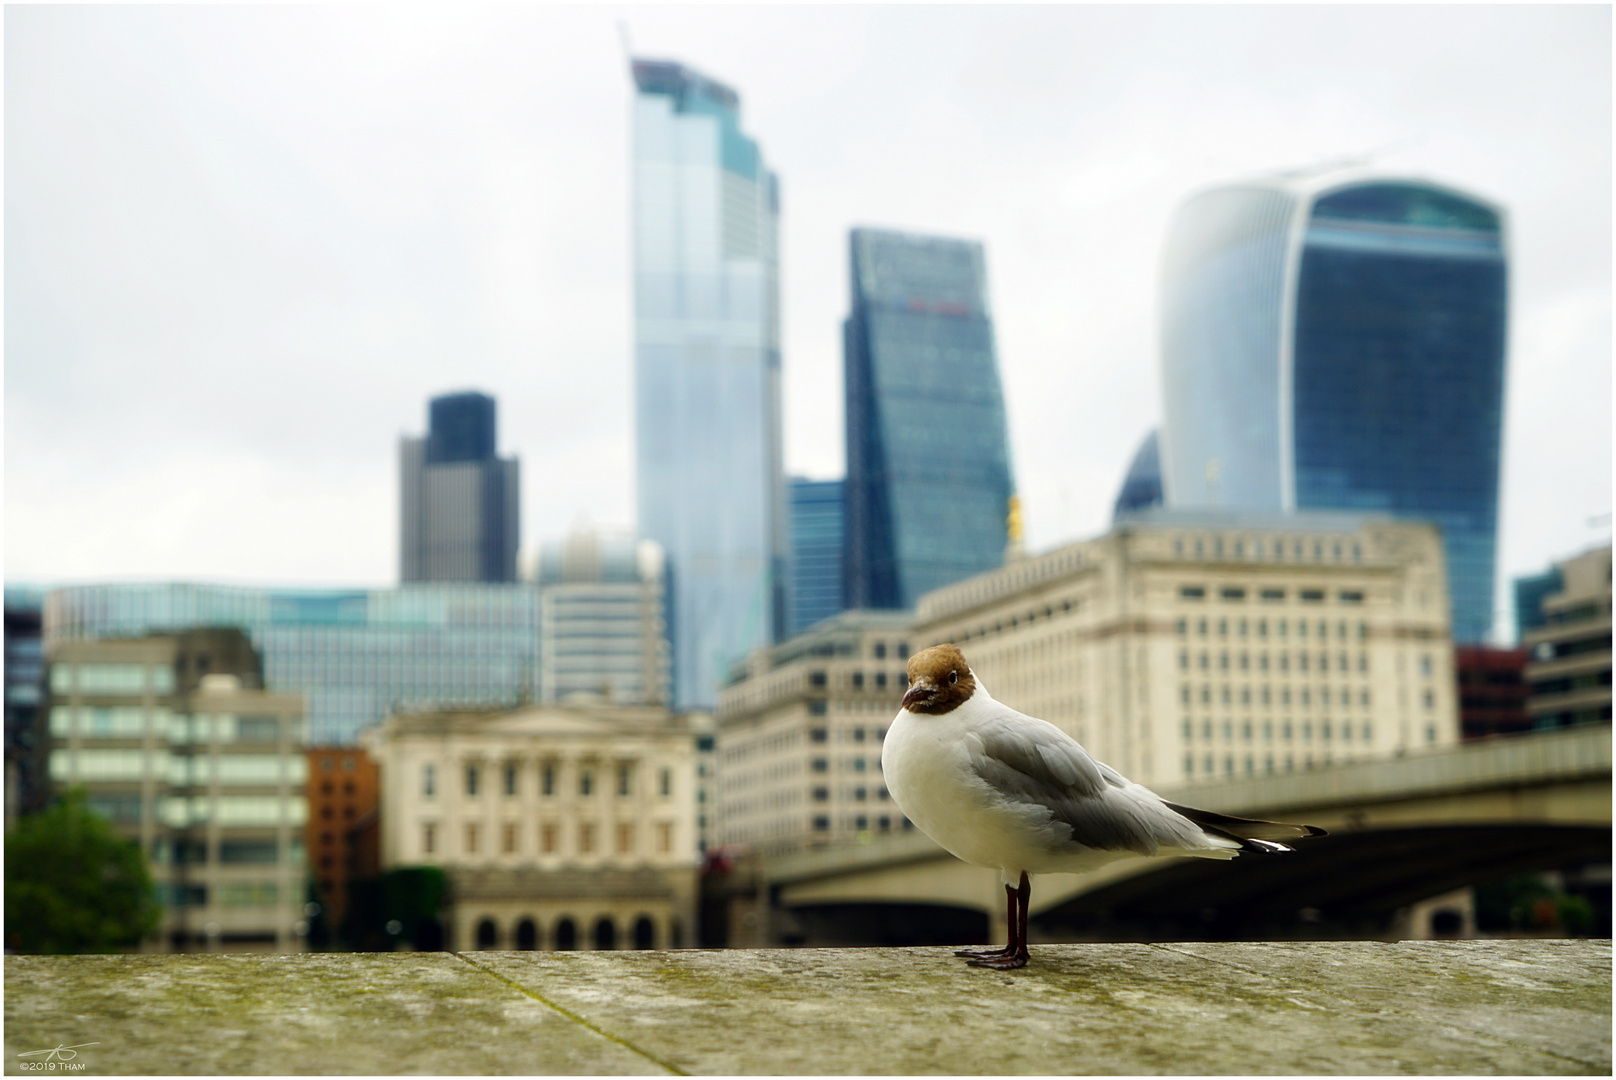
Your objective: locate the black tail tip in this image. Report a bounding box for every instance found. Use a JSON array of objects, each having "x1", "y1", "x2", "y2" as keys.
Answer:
[{"x1": 1304, "y1": 825, "x2": 1329, "y2": 837}]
